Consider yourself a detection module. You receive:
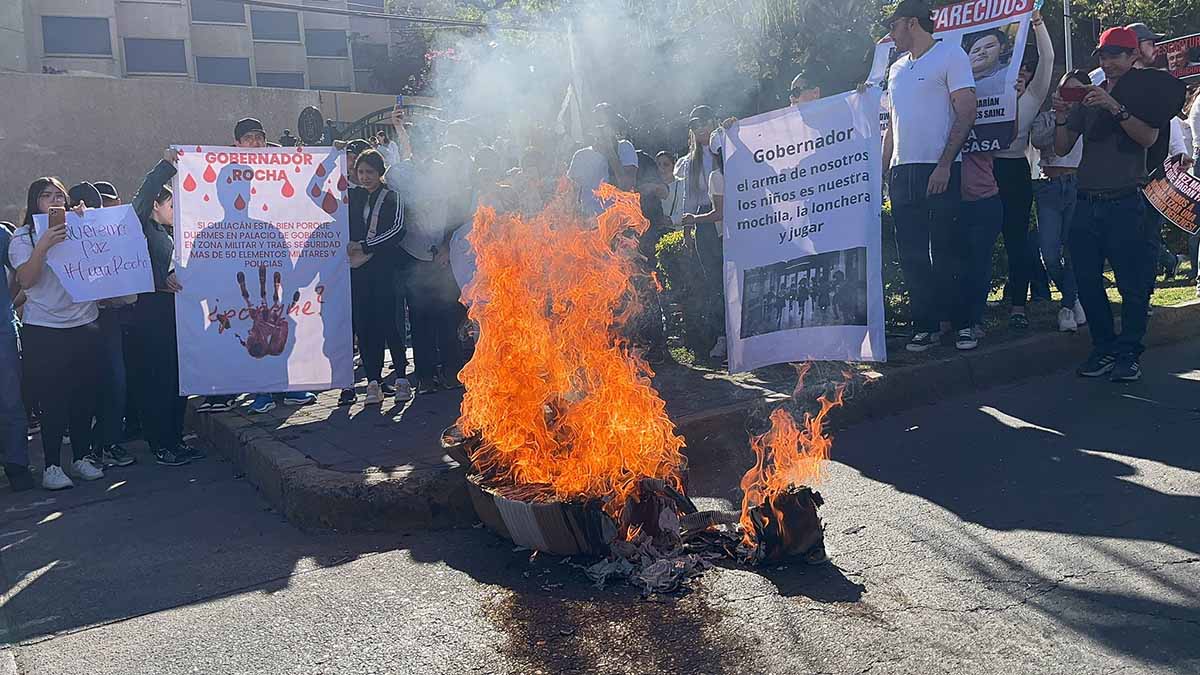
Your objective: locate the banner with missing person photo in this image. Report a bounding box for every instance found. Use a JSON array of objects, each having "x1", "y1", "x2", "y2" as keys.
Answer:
[
  {"x1": 172, "y1": 145, "x2": 354, "y2": 395},
  {"x1": 1157, "y1": 33, "x2": 1200, "y2": 82},
  {"x1": 868, "y1": 0, "x2": 1034, "y2": 153},
  {"x1": 719, "y1": 89, "x2": 887, "y2": 372}
]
